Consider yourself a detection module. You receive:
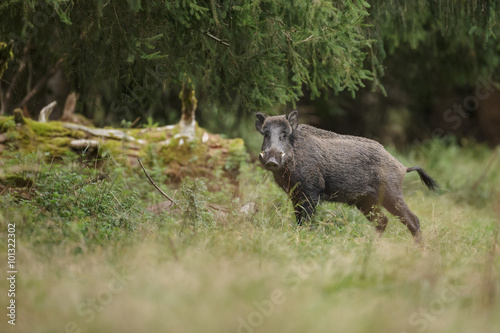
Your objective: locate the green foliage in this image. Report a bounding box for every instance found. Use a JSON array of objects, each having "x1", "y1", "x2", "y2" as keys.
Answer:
[
  {"x1": 2, "y1": 0, "x2": 499, "y2": 147},
  {"x1": 1, "y1": 0, "x2": 374, "y2": 121},
  {"x1": 368, "y1": 0, "x2": 500, "y2": 92},
  {"x1": 144, "y1": 116, "x2": 159, "y2": 129},
  {"x1": 33, "y1": 169, "x2": 143, "y2": 243},
  {"x1": 0, "y1": 116, "x2": 16, "y2": 132},
  {"x1": 180, "y1": 177, "x2": 213, "y2": 230},
  {"x1": 370, "y1": 0, "x2": 498, "y2": 52},
  {"x1": 224, "y1": 138, "x2": 248, "y2": 171},
  {"x1": 291, "y1": 1, "x2": 500, "y2": 146}
]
